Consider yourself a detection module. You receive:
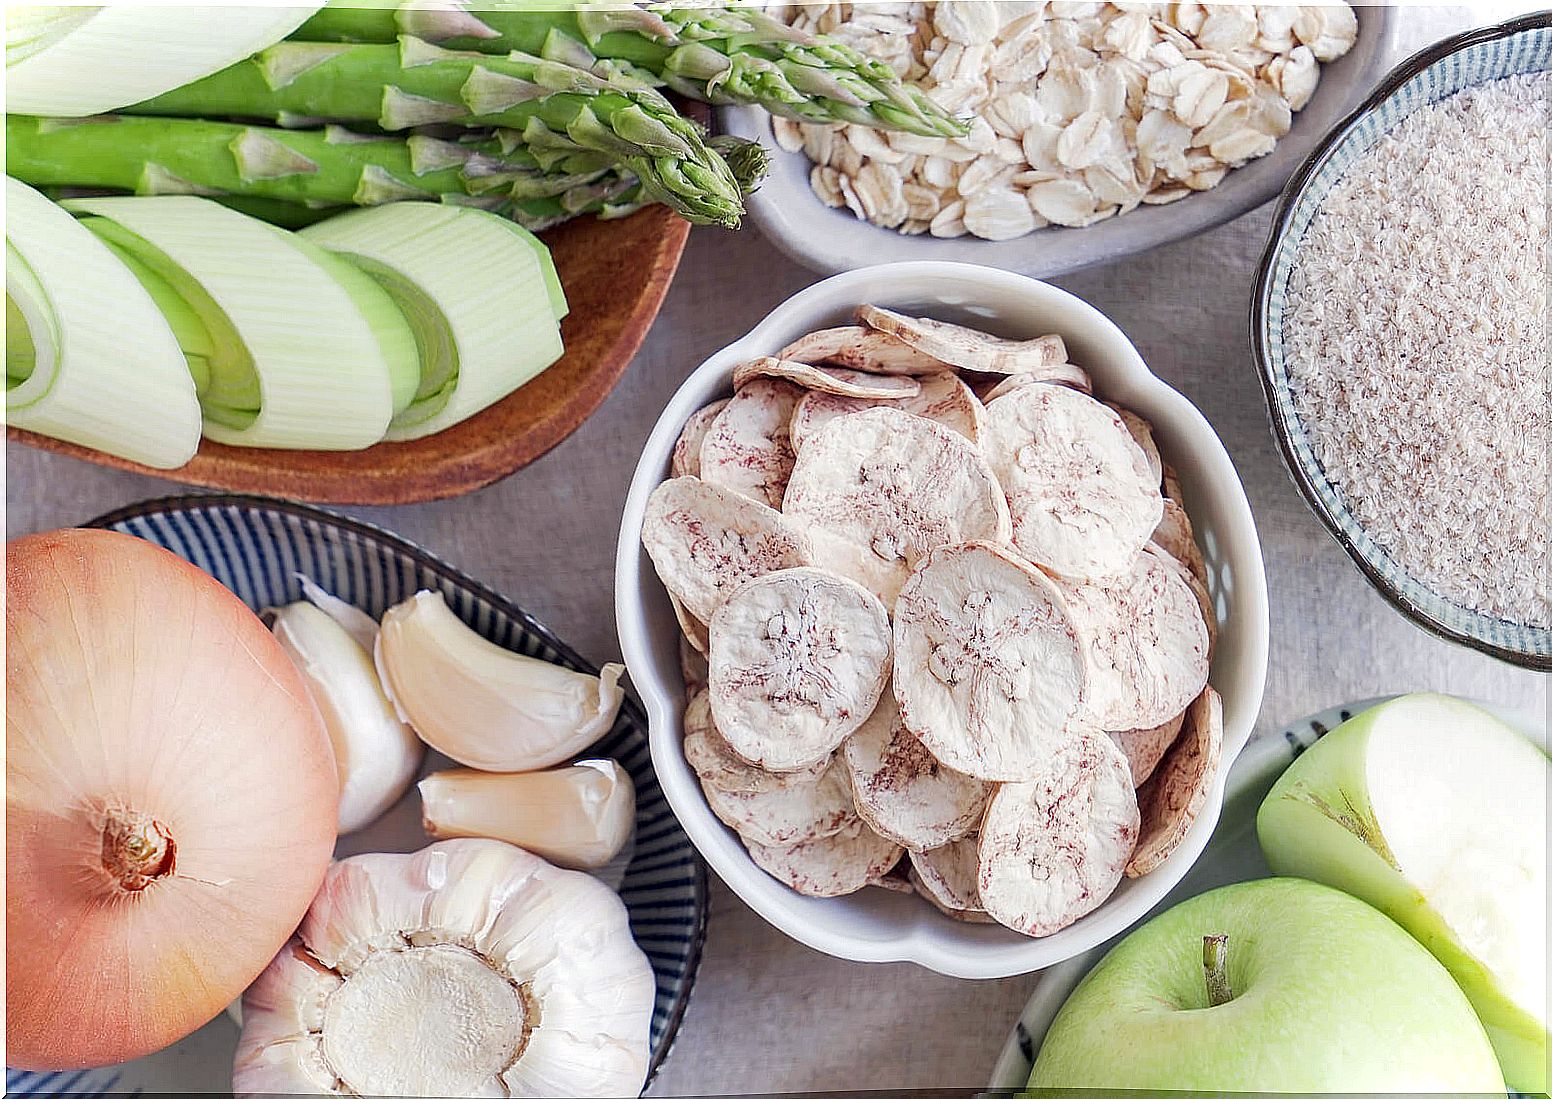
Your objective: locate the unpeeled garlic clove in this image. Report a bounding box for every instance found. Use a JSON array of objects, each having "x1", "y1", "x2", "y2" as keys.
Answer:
[
  {"x1": 233, "y1": 839, "x2": 654, "y2": 1099},
  {"x1": 419, "y1": 760, "x2": 635, "y2": 870},
  {"x1": 271, "y1": 600, "x2": 424, "y2": 835},
  {"x1": 374, "y1": 590, "x2": 625, "y2": 772}
]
